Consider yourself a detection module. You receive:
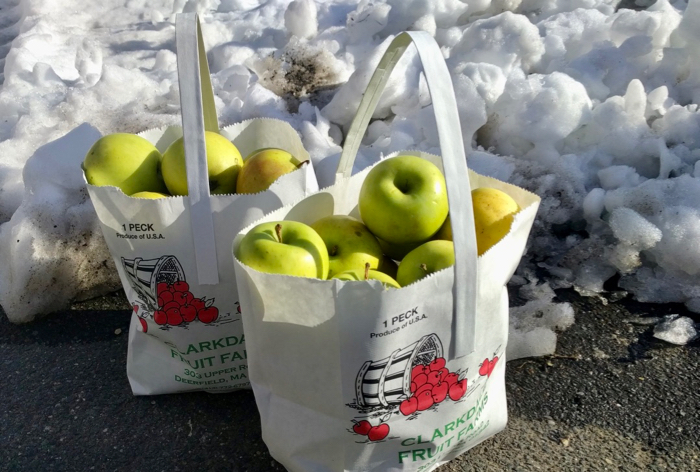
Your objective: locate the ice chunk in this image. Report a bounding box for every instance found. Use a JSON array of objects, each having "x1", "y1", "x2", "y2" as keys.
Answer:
[
  {"x1": 519, "y1": 0, "x2": 617, "y2": 23},
  {"x1": 483, "y1": 71, "x2": 591, "y2": 158},
  {"x1": 285, "y1": 0, "x2": 318, "y2": 39},
  {"x1": 652, "y1": 105, "x2": 700, "y2": 150},
  {"x1": 653, "y1": 315, "x2": 699, "y2": 345},
  {"x1": 606, "y1": 243, "x2": 642, "y2": 274},
  {"x1": 507, "y1": 278, "x2": 575, "y2": 360},
  {"x1": 598, "y1": 165, "x2": 644, "y2": 190},
  {"x1": 452, "y1": 12, "x2": 544, "y2": 74},
  {"x1": 651, "y1": 205, "x2": 700, "y2": 276},
  {"x1": 537, "y1": 8, "x2": 610, "y2": 72},
  {"x1": 381, "y1": 0, "x2": 470, "y2": 35},
  {"x1": 583, "y1": 188, "x2": 606, "y2": 222},
  {"x1": 345, "y1": 2, "x2": 391, "y2": 43},
  {"x1": 507, "y1": 327, "x2": 557, "y2": 361},
  {"x1": 608, "y1": 207, "x2": 662, "y2": 249}
]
